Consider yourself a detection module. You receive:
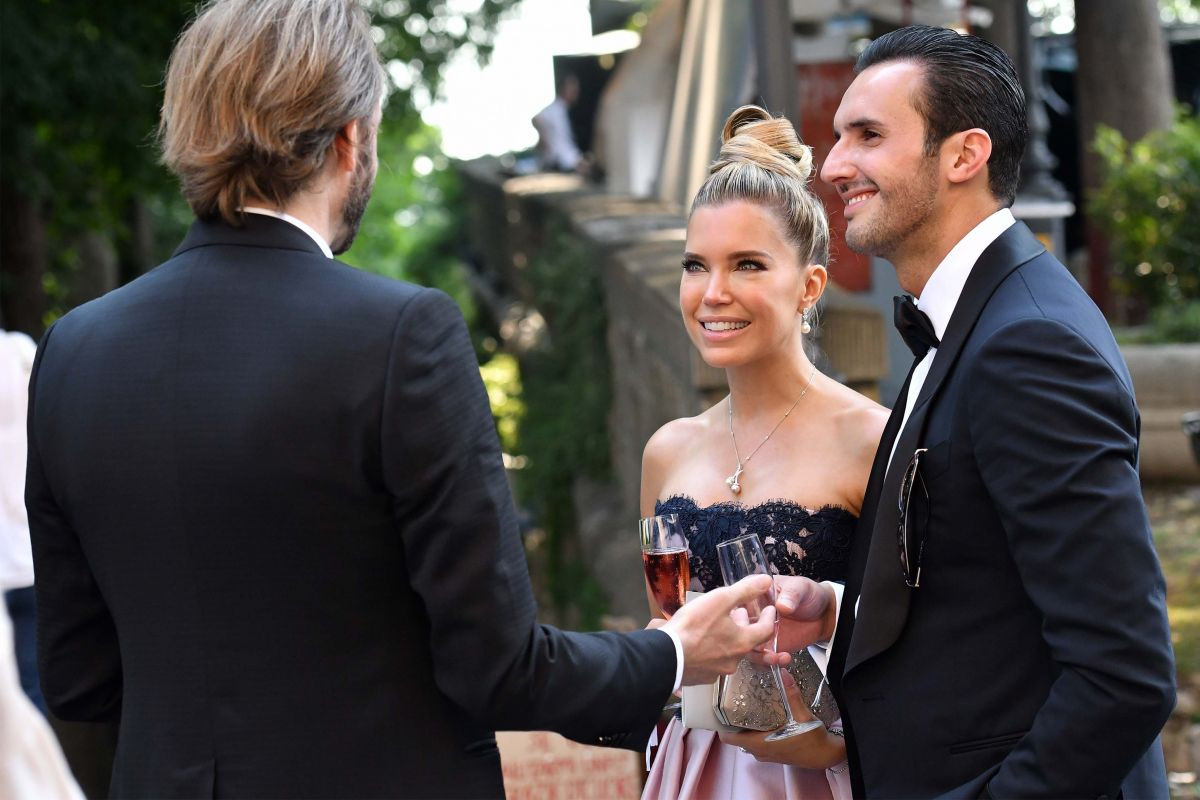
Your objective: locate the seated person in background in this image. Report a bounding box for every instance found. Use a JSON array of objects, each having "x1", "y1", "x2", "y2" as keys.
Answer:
[{"x1": 532, "y1": 74, "x2": 588, "y2": 174}]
